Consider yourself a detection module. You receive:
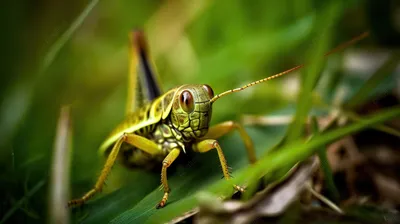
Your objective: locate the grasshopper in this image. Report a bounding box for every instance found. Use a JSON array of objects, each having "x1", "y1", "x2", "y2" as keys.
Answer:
[{"x1": 68, "y1": 31, "x2": 369, "y2": 208}]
